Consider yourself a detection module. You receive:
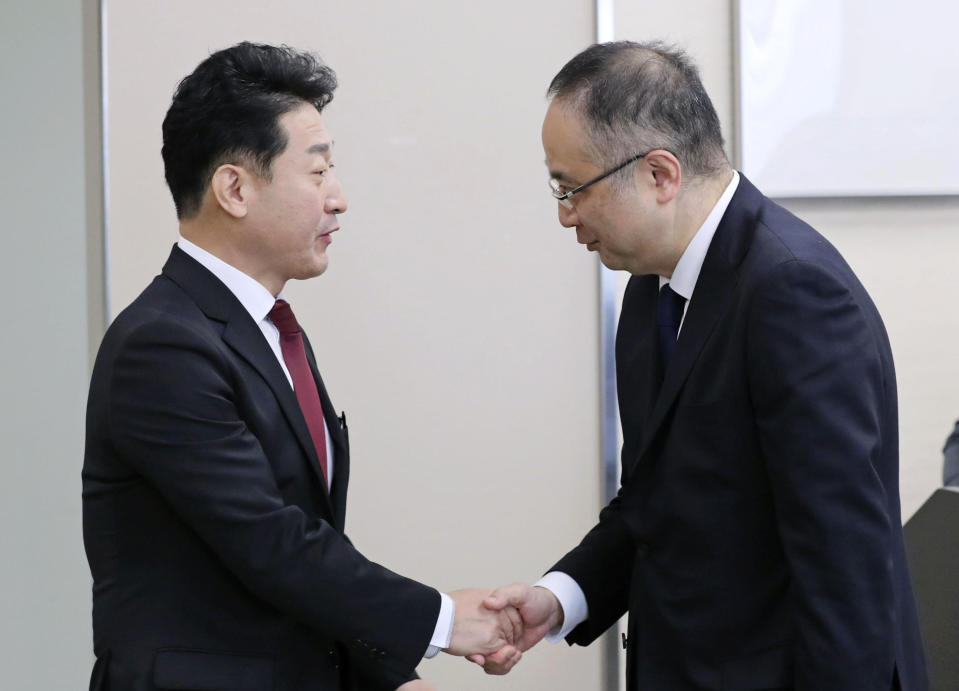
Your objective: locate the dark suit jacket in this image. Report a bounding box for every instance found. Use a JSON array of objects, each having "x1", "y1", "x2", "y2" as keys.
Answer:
[
  {"x1": 552, "y1": 175, "x2": 927, "y2": 691},
  {"x1": 82, "y1": 246, "x2": 440, "y2": 691}
]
